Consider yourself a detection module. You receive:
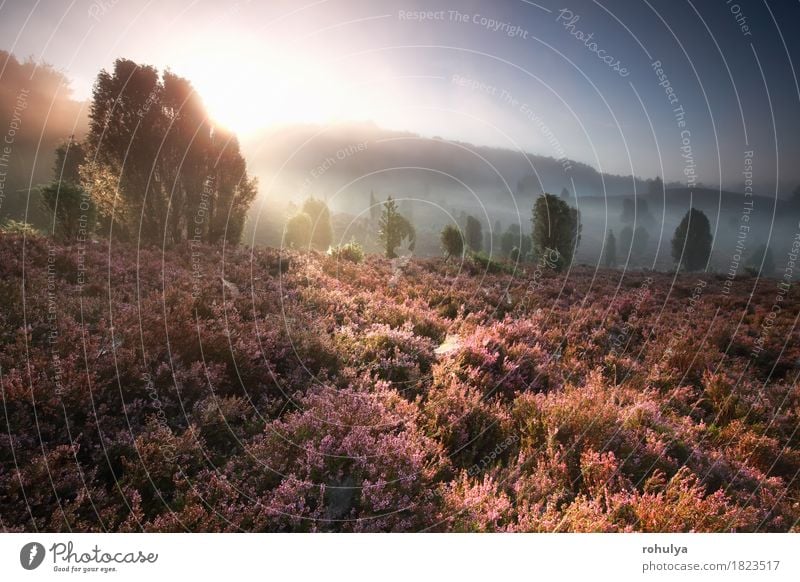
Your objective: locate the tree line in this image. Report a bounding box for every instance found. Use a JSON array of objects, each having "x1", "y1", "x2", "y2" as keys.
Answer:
[{"x1": 286, "y1": 188, "x2": 717, "y2": 275}]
